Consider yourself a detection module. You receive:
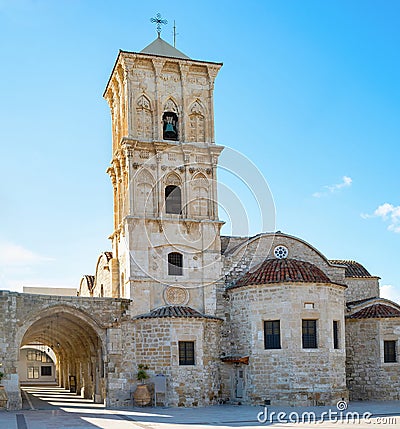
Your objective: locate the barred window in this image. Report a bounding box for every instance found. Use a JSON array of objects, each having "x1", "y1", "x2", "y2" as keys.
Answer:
[
  {"x1": 384, "y1": 340, "x2": 397, "y2": 363},
  {"x1": 264, "y1": 320, "x2": 281, "y2": 349},
  {"x1": 179, "y1": 341, "x2": 195, "y2": 365},
  {"x1": 302, "y1": 319, "x2": 317, "y2": 348},
  {"x1": 168, "y1": 252, "x2": 183, "y2": 276}
]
